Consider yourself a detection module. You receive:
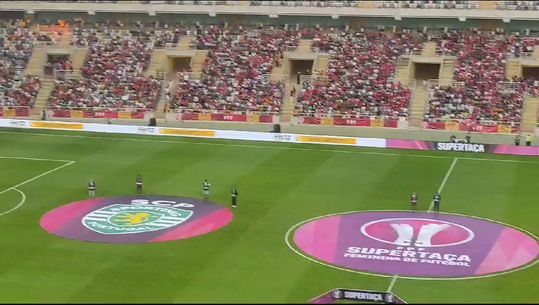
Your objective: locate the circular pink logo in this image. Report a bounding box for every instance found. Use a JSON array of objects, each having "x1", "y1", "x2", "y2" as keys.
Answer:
[
  {"x1": 288, "y1": 211, "x2": 539, "y2": 279},
  {"x1": 40, "y1": 196, "x2": 233, "y2": 244},
  {"x1": 360, "y1": 218, "x2": 474, "y2": 248}
]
